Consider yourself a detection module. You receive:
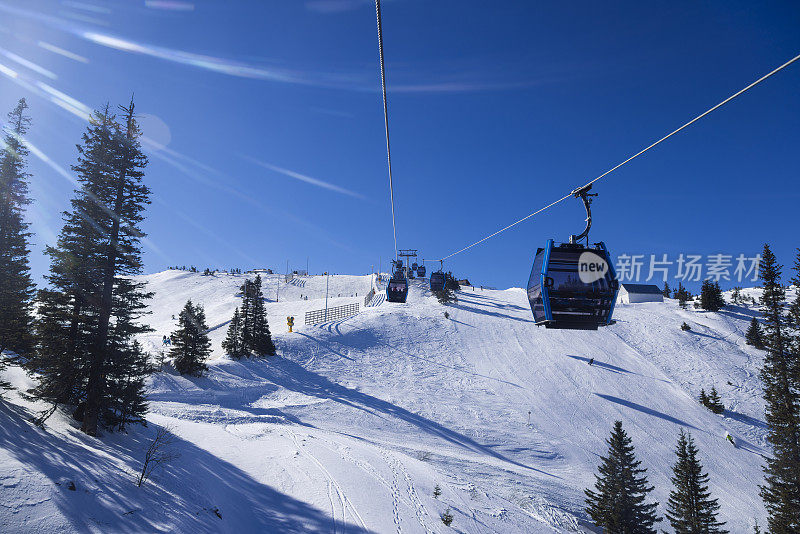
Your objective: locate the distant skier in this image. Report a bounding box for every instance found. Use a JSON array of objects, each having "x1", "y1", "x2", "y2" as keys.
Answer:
[
  {"x1": 588, "y1": 358, "x2": 594, "y2": 366},
  {"x1": 162, "y1": 335, "x2": 171, "y2": 347},
  {"x1": 725, "y1": 431, "x2": 736, "y2": 447}
]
